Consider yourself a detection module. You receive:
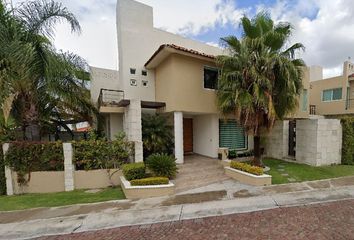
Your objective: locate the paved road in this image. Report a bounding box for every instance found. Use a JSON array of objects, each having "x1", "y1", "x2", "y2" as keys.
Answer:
[{"x1": 38, "y1": 199, "x2": 354, "y2": 240}]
